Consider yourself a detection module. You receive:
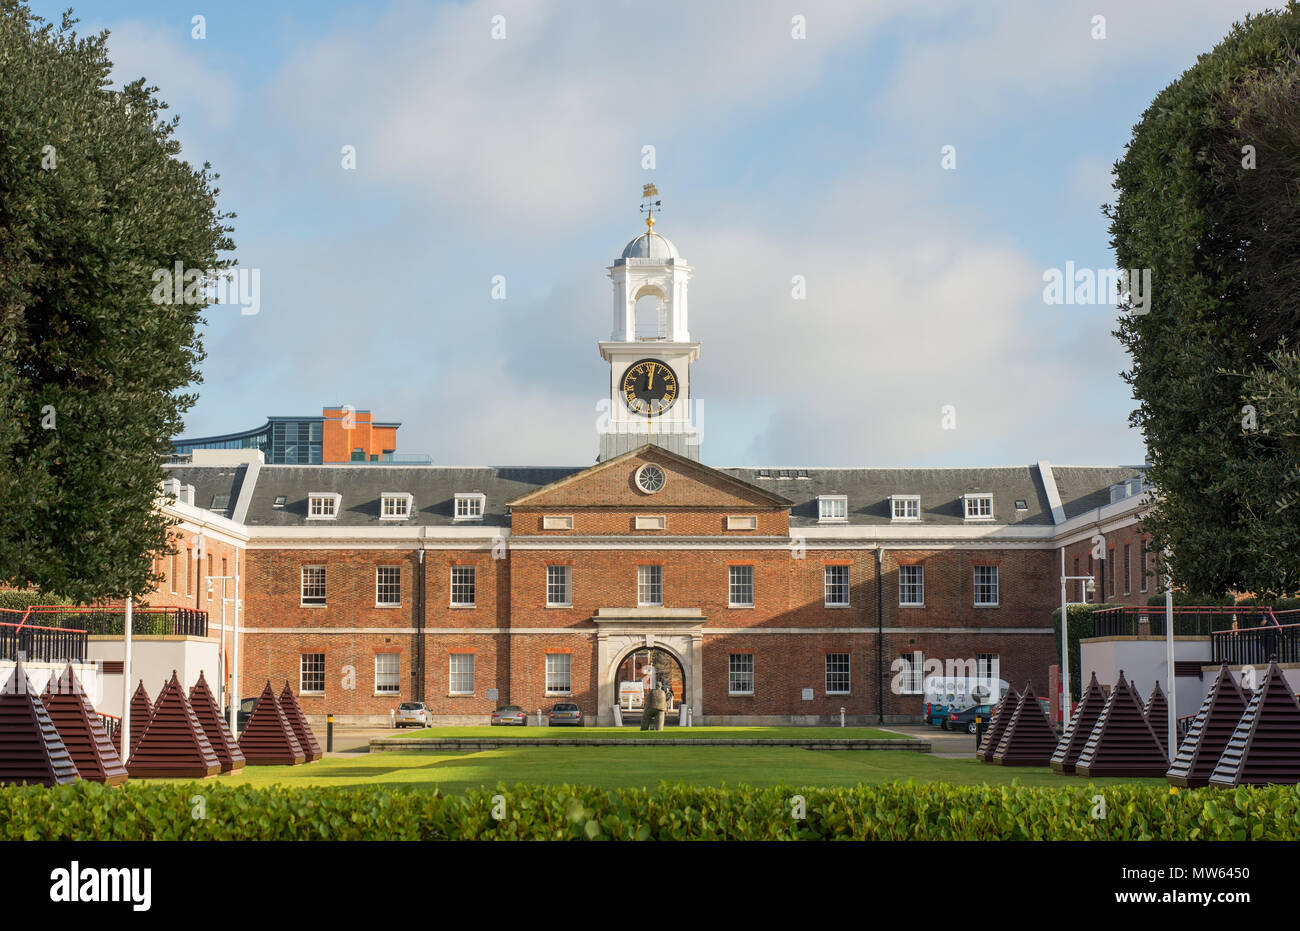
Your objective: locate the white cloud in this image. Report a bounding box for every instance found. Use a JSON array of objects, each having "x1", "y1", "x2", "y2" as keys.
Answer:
[
  {"x1": 877, "y1": 0, "x2": 1270, "y2": 133},
  {"x1": 106, "y1": 22, "x2": 241, "y2": 128},
  {"x1": 261, "y1": 0, "x2": 908, "y2": 231}
]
